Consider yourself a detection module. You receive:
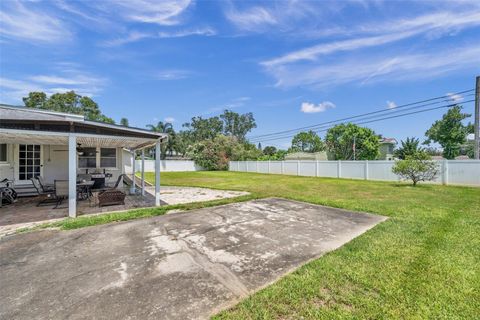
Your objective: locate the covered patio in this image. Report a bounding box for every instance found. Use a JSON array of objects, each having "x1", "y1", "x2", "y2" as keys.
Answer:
[{"x1": 0, "y1": 105, "x2": 167, "y2": 221}]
